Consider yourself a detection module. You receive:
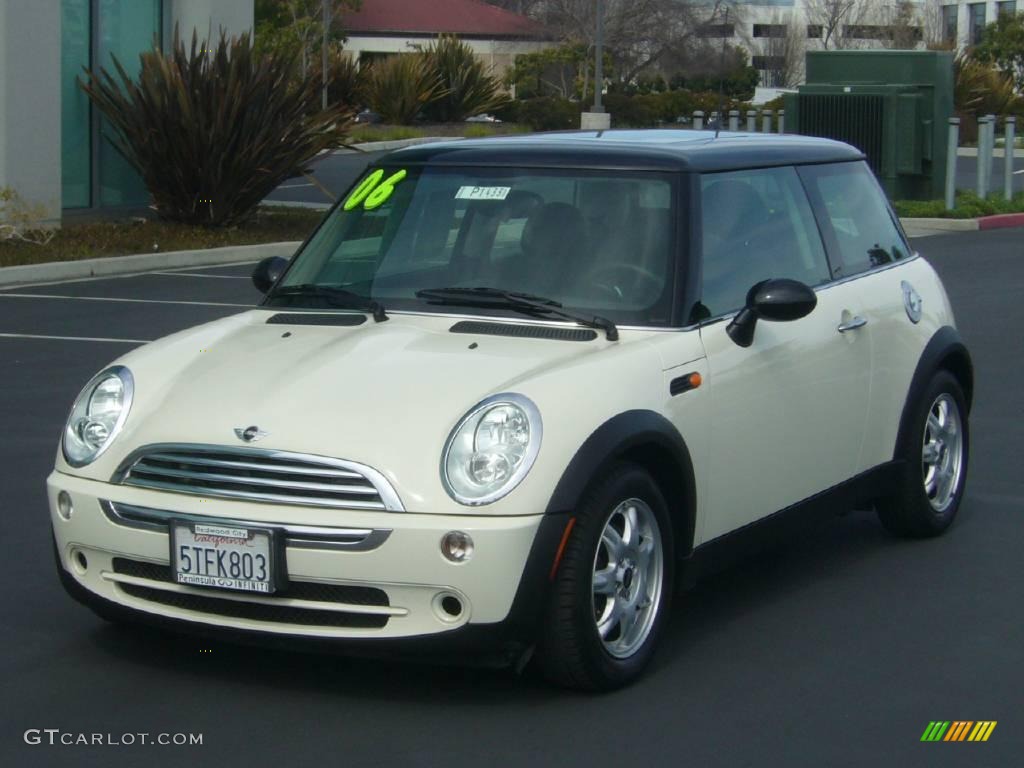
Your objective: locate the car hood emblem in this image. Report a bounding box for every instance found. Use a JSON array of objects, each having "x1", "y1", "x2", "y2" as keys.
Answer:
[{"x1": 234, "y1": 426, "x2": 269, "y2": 443}]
